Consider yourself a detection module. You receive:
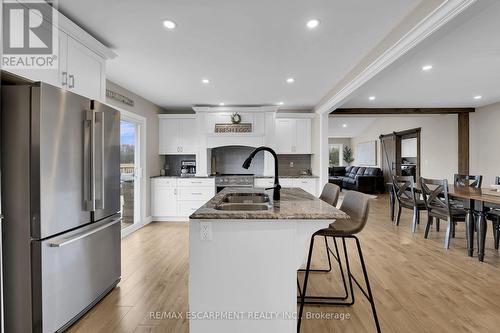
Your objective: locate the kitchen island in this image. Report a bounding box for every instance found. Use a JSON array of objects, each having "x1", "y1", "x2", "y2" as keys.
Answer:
[{"x1": 189, "y1": 188, "x2": 348, "y2": 333}]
